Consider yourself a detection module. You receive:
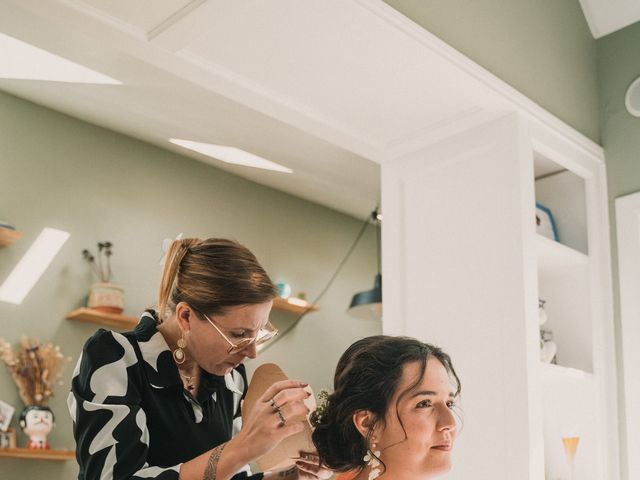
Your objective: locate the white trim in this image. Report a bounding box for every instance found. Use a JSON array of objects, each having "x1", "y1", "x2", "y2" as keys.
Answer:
[
  {"x1": 354, "y1": 0, "x2": 604, "y2": 161},
  {"x1": 146, "y1": 0, "x2": 207, "y2": 42},
  {"x1": 19, "y1": 0, "x2": 604, "y2": 168},
  {"x1": 57, "y1": 0, "x2": 147, "y2": 40},
  {"x1": 615, "y1": 192, "x2": 640, "y2": 480}
]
